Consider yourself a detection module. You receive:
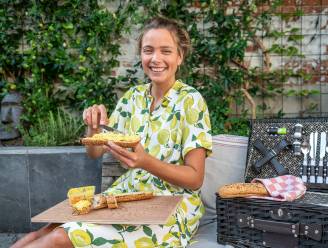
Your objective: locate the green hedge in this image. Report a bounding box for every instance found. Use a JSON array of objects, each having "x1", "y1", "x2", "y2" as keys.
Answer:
[{"x1": 1, "y1": 0, "x2": 313, "y2": 143}]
